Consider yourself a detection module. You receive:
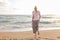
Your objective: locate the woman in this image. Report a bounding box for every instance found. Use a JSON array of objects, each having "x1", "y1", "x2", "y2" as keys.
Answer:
[{"x1": 32, "y1": 6, "x2": 41, "y2": 39}]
